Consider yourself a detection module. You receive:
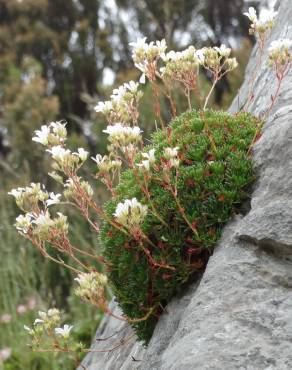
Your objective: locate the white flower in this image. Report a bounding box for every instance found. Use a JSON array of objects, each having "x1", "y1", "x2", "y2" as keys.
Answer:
[
  {"x1": 92, "y1": 154, "x2": 104, "y2": 165},
  {"x1": 111, "y1": 85, "x2": 126, "y2": 100},
  {"x1": 32, "y1": 125, "x2": 50, "y2": 145},
  {"x1": 32, "y1": 212, "x2": 53, "y2": 227},
  {"x1": 33, "y1": 308, "x2": 61, "y2": 330},
  {"x1": 24, "y1": 325, "x2": 34, "y2": 335},
  {"x1": 156, "y1": 39, "x2": 167, "y2": 53},
  {"x1": 47, "y1": 308, "x2": 60, "y2": 317},
  {"x1": 103, "y1": 124, "x2": 142, "y2": 146},
  {"x1": 139, "y1": 73, "x2": 146, "y2": 84},
  {"x1": 64, "y1": 178, "x2": 74, "y2": 188},
  {"x1": 74, "y1": 271, "x2": 107, "y2": 302},
  {"x1": 244, "y1": 7, "x2": 277, "y2": 33},
  {"x1": 111, "y1": 81, "x2": 141, "y2": 105},
  {"x1": 137, "y1": 160, "x2": 150, "y2": 171},
  {"x1": 268, "y1": 39, "x2": 292, "y2": 65},
  {"x1": 46, "y1": 192, "x2": 61, "y2": 207},
  {"x1": 32, "y1": 122, "x2": 67, "y2": 147},
  {"x1": 130, "y1": 38, "x2": 167, "y2": 67},
  {"x1": 259, "y1": 9, "x2": 277, "y2": 25},
  {"x1": 74, "y1": 147, "x2": 88, "y2": 162},
  {"x1": 8, "y1": 187, "x2": 25, "y2": 200},
  {"x1": 15, "y1": 214, "x2": 32, "y2": 234},
  {"x1": 54, "y1": 212, "x2": 69, "y2": 234},
  {"x1": 74, "y1": 271, "x2": 107, "y2": 288},
  {"x1": 196, "y1": 49, "x2": 205, "y2": 63},
  {"x1": 137, "y1": 149, "x2": 156, "y2": 171},
  {"x1": 269, "y1": 39, "x2": 292, "y2": 53},
  {"x1": 124, "y1": 80, "x2": 138, "y2": 92},
  {"x1": 164, "y1": 147, "x2": 180, "y2": 168},
  {"x1": 46, "y1": 145, "x2": 71, "y2": 162},
  {"x1": 55, "y1": 324, "x2": 73, "y2": 339},
  {"x1": 118, "y1": 80, "x2": 139, "y2": 94},
  {"x1": 9, "y1": 183, "x2": 49, "y2": 210},
  {"x1": 142, "y1": 148, "x2": 156, "y2": 163},
  {"x1": 94, "y1": 100, "x2": 113, "y2": 113},
  {"x1": 38, "y1": 311, "x2": 47, "y2": 320},
  {"x1": 129, "y1": 37, "x2": 148, "y2": 51},
  {"x1": 244, "y1": 7, "x2": 257, "y2": 22},
  {"x1": 160, "y1": 46, "x2": 202, "y2": 83},
  {"x1": 214, "y1": 44, "x2": 231, "y2": 58},
  {"x1": 164, "y1": 147, "x2": 179, "y2": 159},
  {"x1": 92, "y1": 154, "x2": 121, "y2": 173},
  {"x1": 226, "y1": 57, "x2": 238, "y2": 70},
  {"x1": 114, "y1": 198, "x2": 148, "y2": 228},
  {"x1": 50, "y1": 121, "x2": 67, "y2": 139},
  {"x1": 162, "y1": 50, "x2": 180, "y2": 62},
  {"x1": 34, "y1": 318, "x2": 44, "y2": 325}
]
